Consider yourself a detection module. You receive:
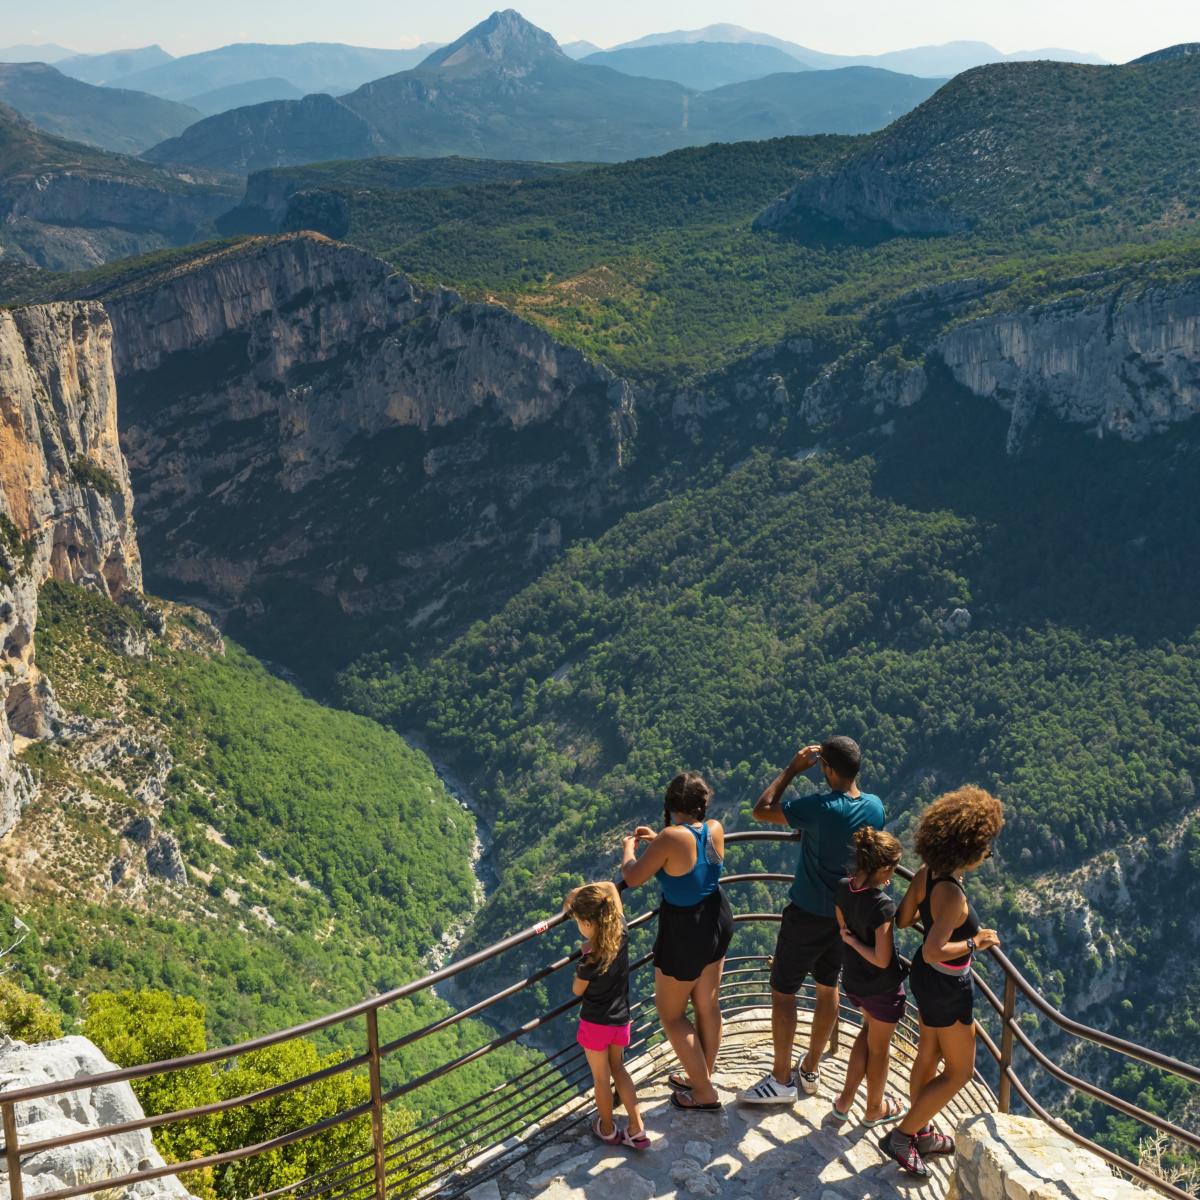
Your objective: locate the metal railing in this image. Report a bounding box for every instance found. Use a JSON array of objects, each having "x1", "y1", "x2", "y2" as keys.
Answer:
[{"x1": 1, "y1": 831, "x2": 1197, "y2": 1200}]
